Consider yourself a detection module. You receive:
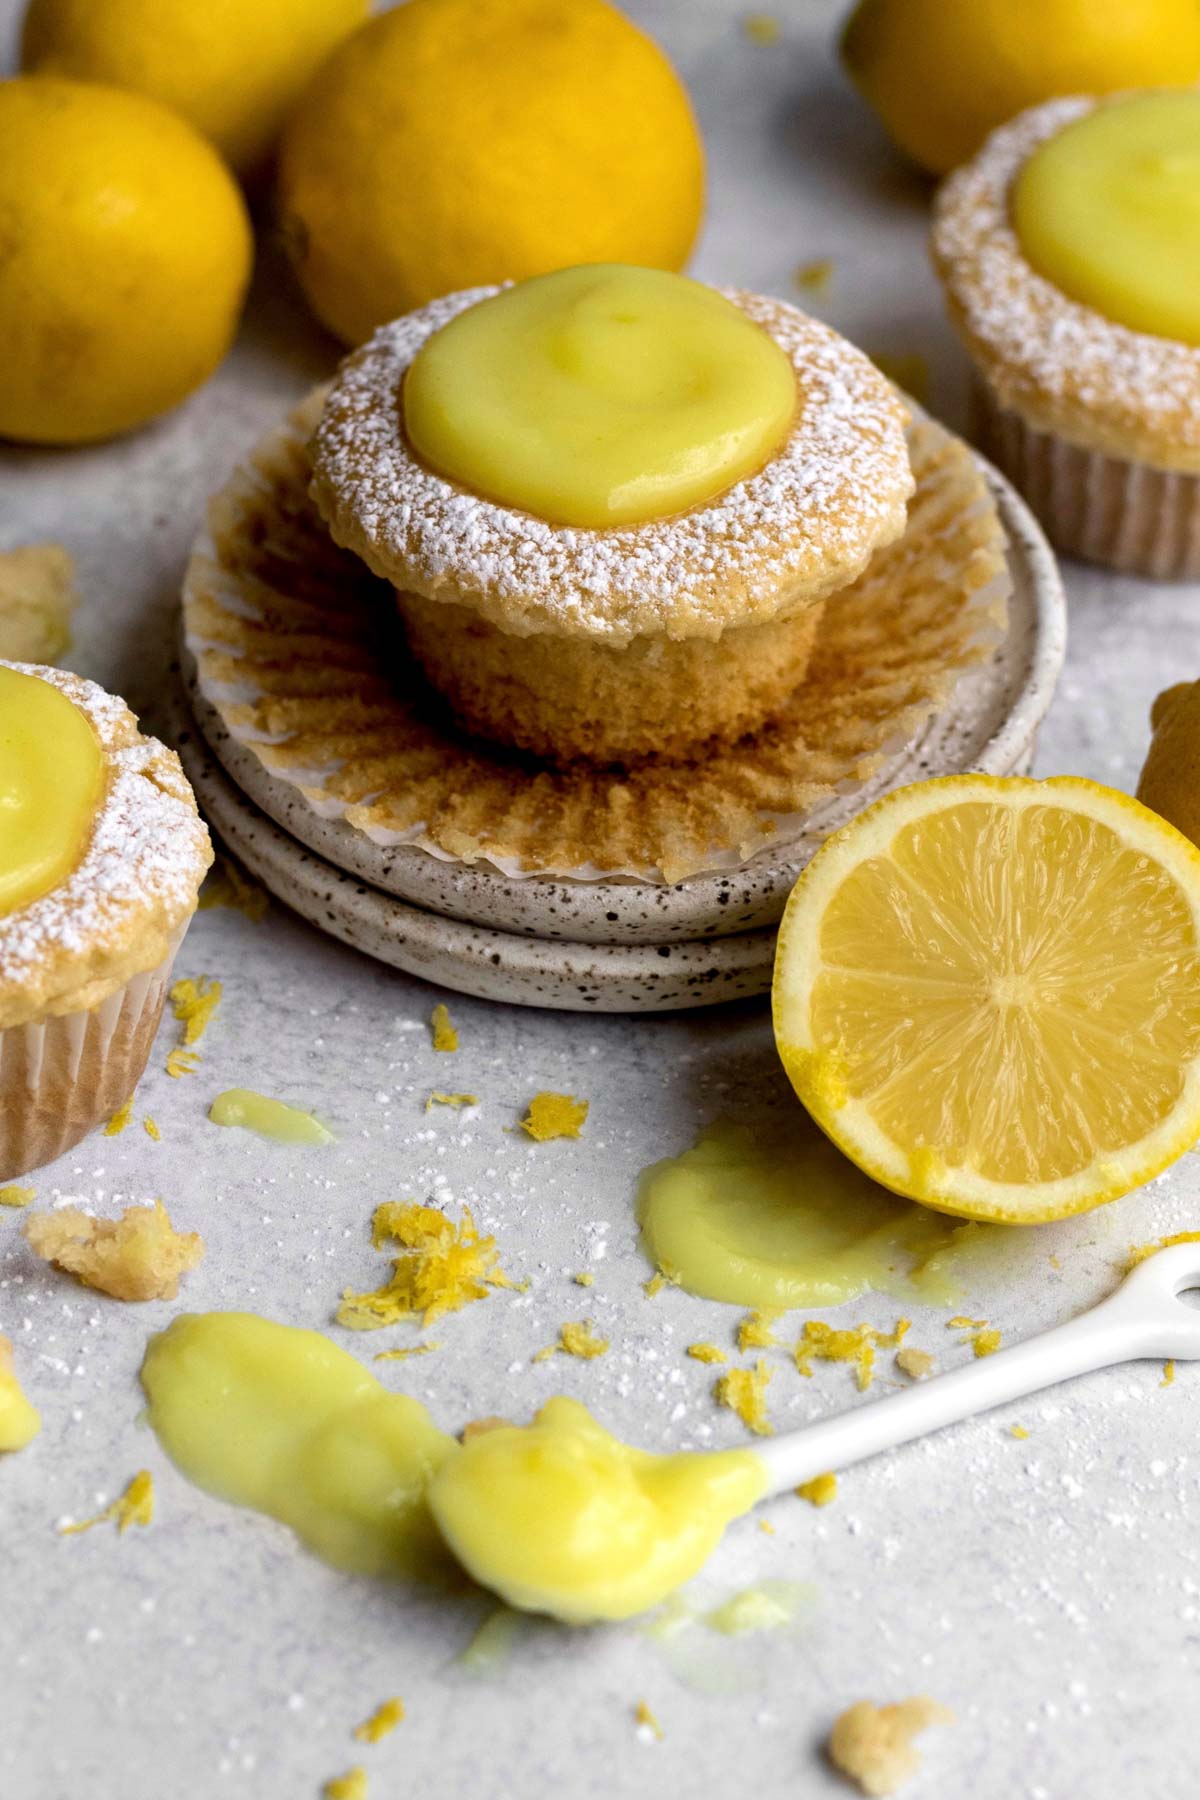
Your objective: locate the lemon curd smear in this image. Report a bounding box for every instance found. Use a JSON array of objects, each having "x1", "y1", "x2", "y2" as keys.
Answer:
[
  {"x1": 0, "y1": 666, "x2": 103, "y2": 915},
  {"x1": 1013, "y1": 92, "x2": 1200, "y2": 346},
  {"x1": 208, "y1": 1089, "x2": 334, "y2": 1145},
  {"x1": 427, "y1": 1397, "x2": 766, "y2": 1624},
  {"x1": 402, "y1": 264, "x2": 797, "y2": 529},
  {"x1": 140, "y1": 1313, "x2": 457, "y2": 1578},
  {"x1": 638, "y1": 1117, "x2": 984, "y2": 1311}
]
